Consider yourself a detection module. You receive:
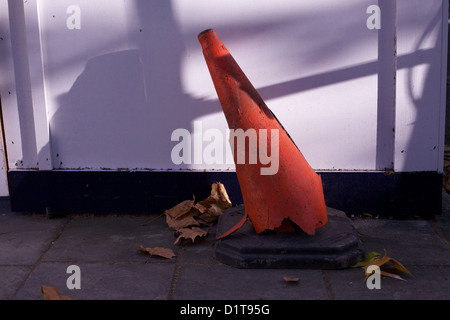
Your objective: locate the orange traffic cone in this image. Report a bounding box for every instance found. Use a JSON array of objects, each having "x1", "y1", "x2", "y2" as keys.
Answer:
[{"x1": 198, "y1": 29, "x2": 327, "y2": 235}]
